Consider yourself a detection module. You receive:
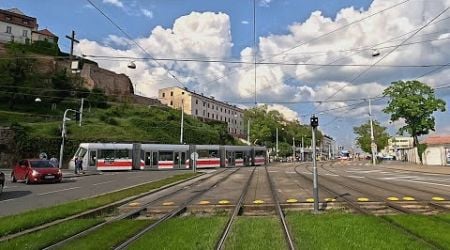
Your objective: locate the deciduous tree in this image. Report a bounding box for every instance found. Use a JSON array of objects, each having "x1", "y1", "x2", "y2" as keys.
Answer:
[{"x1": 353, "y1": 120, "x2": 390, "y2": 154}]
